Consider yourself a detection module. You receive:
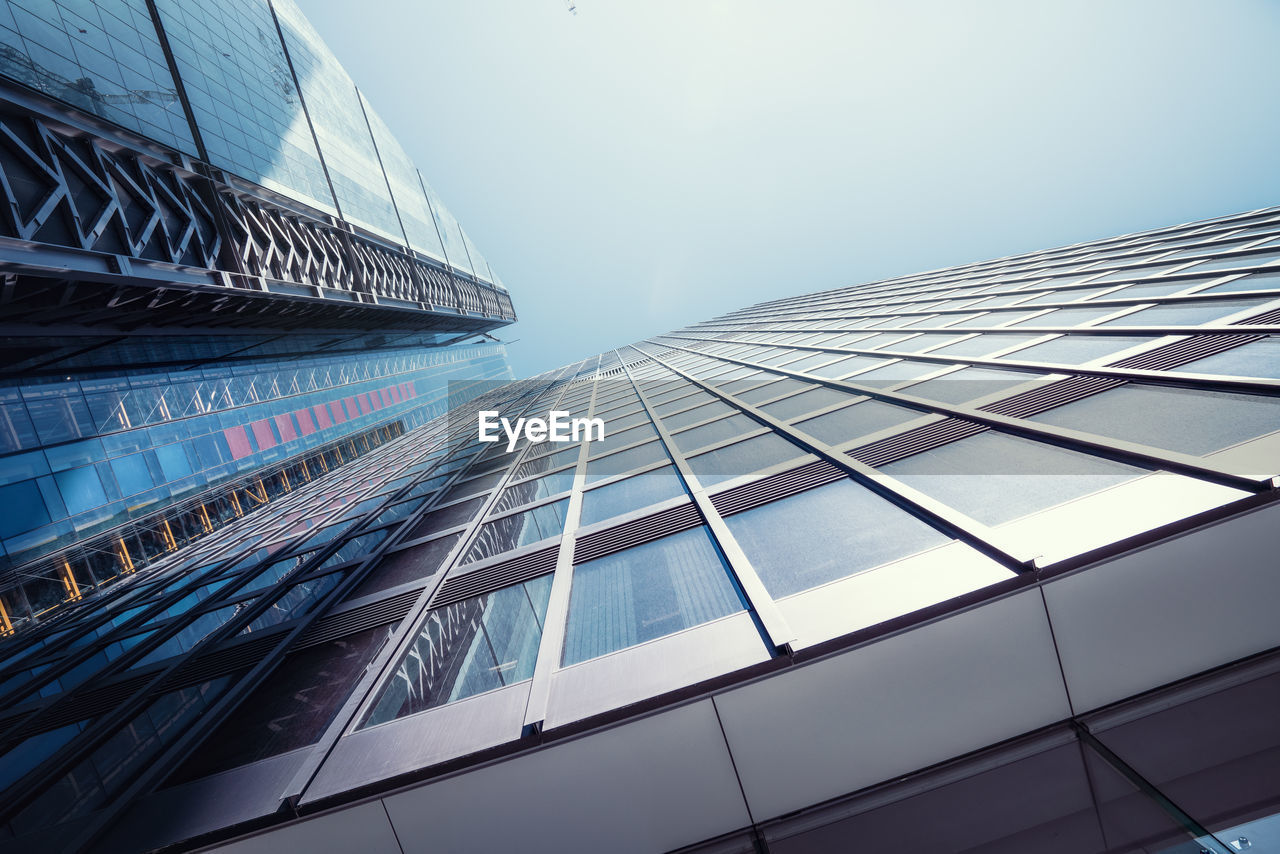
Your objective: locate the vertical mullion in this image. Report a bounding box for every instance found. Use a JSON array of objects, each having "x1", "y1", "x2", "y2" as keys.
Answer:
[
  {"x1": 522, "y1": 356, "x2": 603, "y2": 730},
  {"x1": 620, "y1": 349, "x2": 797, "y2": 653}
]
